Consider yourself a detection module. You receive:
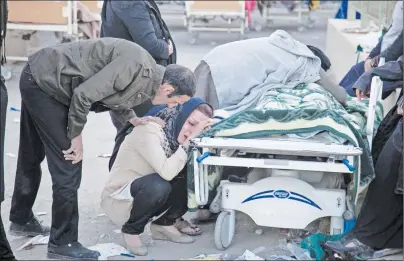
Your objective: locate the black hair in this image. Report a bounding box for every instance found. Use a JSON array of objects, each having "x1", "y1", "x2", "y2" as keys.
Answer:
[
  {"x1": 307, "y1": 45, "x2": 331, "y2": 72},
  {"x1": 162, "y1": 64, "x2": 196, "y2": 97}
]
